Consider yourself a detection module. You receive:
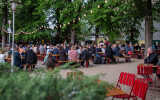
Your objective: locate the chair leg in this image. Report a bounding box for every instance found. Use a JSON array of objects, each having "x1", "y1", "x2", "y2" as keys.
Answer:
[
  {"x1": 133, "y1": 97, "x2": 137, "y2": 100},
  {"x1": 112, "y1": 97, "x2": 114, "y2": 100}
]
